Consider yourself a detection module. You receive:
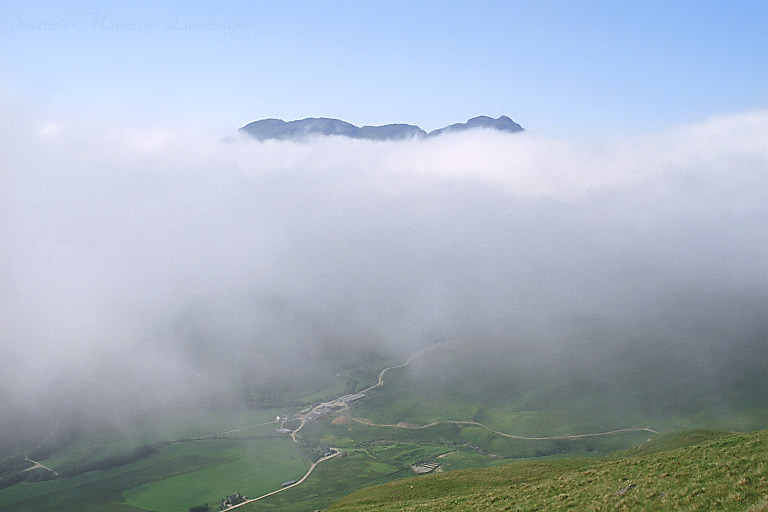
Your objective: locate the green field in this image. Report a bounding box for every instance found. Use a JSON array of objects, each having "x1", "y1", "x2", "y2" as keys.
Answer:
[
  {"x1": 0, "y1": 437, "x2": 306, "y2": 512},
  {"x1": 236, "y1": 451, "x2": 411, "y2": 511},
  {"x1": 328, "y1": 429, "x2": 768, "y2": 511},
  {"x1": 2, "y1": 342, "x2": 767, "y2": 512},
  {"x1": 0, "y1": 451, "x2": 218, "y2": 511},
  {"x1": 124, "y1": 439, "x2": 306, "y2": 512}
]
